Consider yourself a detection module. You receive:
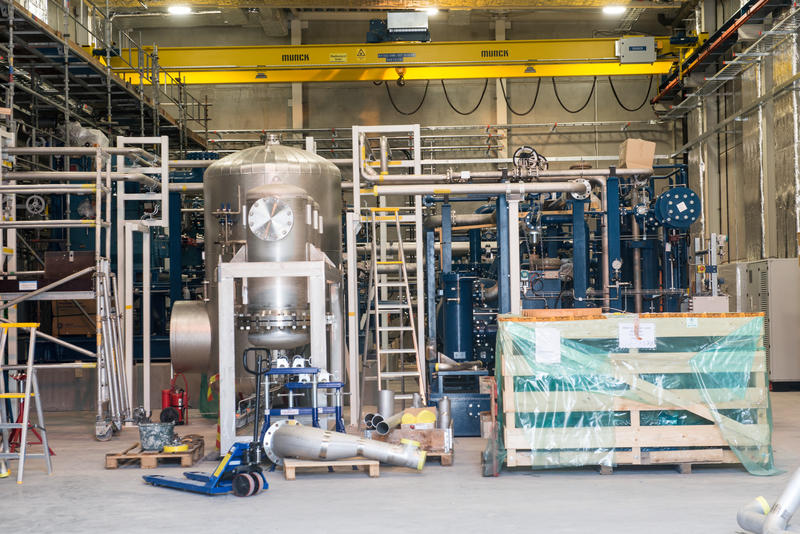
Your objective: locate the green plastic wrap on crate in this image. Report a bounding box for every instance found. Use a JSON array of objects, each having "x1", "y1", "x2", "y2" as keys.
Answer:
[{"x1": 483, "y1": 314, "x2": 776, "y2": 476}]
